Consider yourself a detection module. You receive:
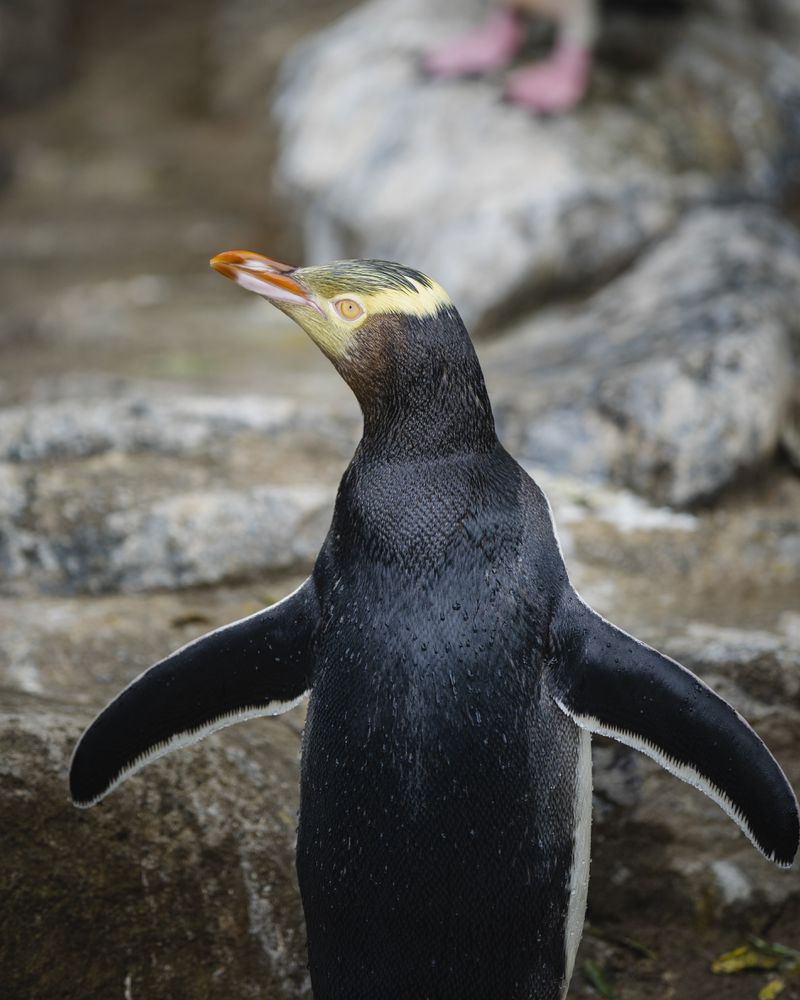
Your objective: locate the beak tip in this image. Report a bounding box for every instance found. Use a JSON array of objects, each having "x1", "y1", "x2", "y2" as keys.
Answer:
[
  {"x1": 208, "y1": 249, "x2": 311, "y2": 306},
  {"x1": 209, "y1": 256, "x2": 236, "y2": 281}
]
